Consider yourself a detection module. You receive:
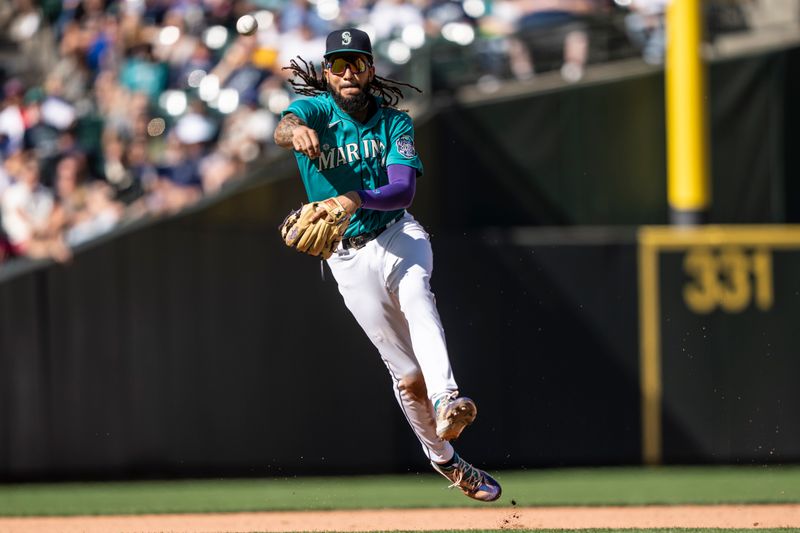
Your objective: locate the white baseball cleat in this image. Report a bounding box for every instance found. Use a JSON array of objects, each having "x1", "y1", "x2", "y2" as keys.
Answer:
[
  {"x1": 431, "y1": 453, "x2": 502, "y2": 502},
  {"x1": 433, "y1": 391, "x2": 477, "y2": 441}
]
